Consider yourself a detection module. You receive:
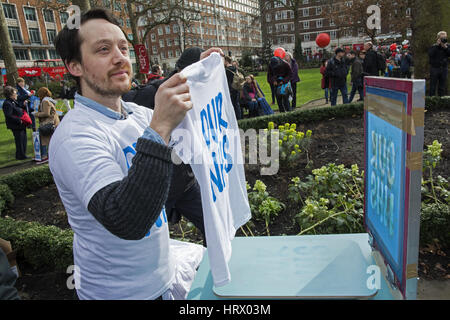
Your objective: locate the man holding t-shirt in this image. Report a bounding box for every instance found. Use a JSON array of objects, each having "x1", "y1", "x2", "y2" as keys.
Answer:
[{"x1": 50, "y1": 8, "x2": 221, "y2": 300}]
